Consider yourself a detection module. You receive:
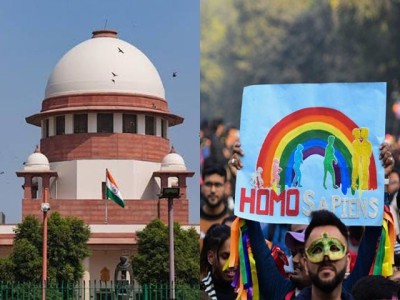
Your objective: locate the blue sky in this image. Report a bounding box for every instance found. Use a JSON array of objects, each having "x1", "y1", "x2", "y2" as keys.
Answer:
[{"x1": 0, "y1": 1, "x2": 200, "y2": 224}]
